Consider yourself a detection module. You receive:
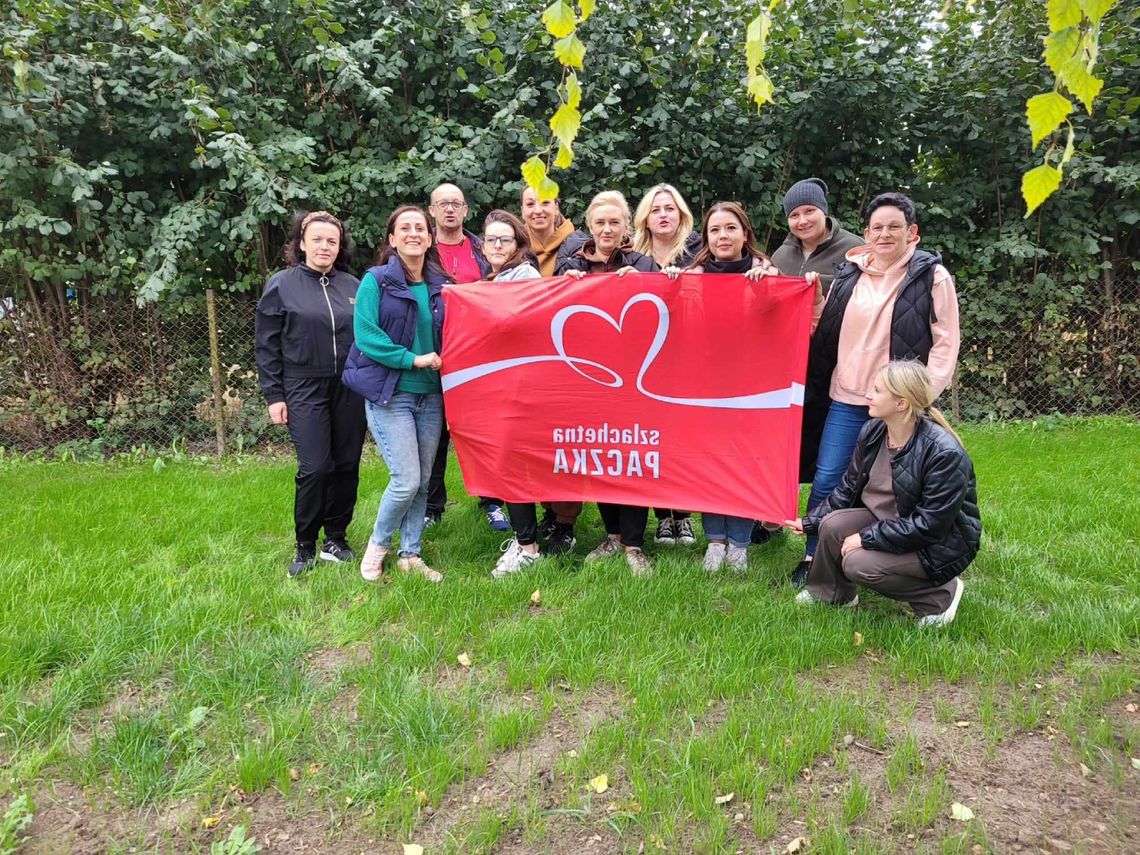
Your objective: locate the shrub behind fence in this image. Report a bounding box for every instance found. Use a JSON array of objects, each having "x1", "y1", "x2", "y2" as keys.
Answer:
[{"x1": 1, "y1": 280, "x2": 1137, "y2": 457}]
